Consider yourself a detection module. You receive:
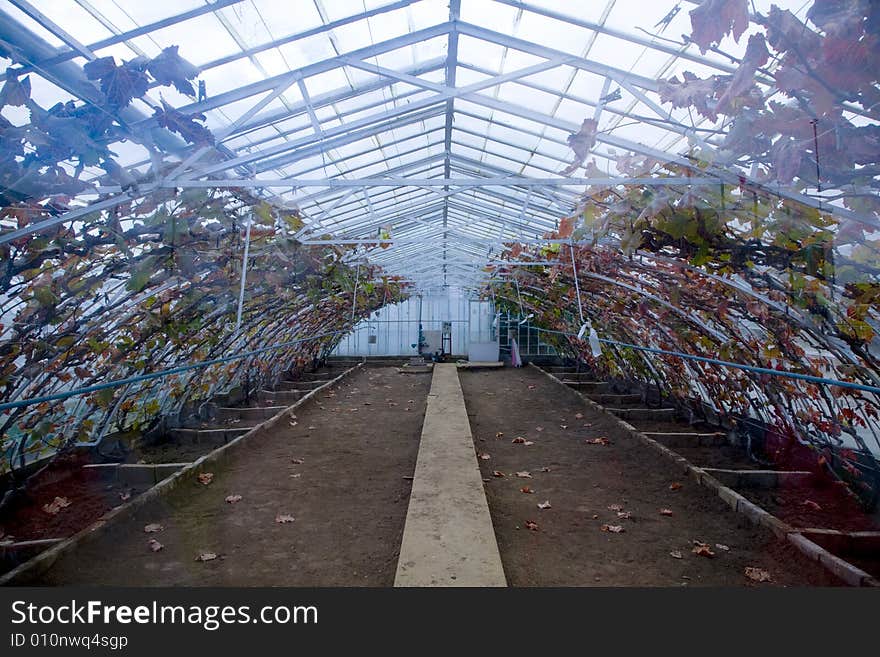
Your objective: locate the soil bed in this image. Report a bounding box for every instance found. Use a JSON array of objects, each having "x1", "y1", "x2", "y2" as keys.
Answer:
[
  {"x1": 14, "y1": 367, "x2": 429, "y2": 586},
  {"x1": 459, "y1": 367, "x2": 841, "y2": 586}
]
